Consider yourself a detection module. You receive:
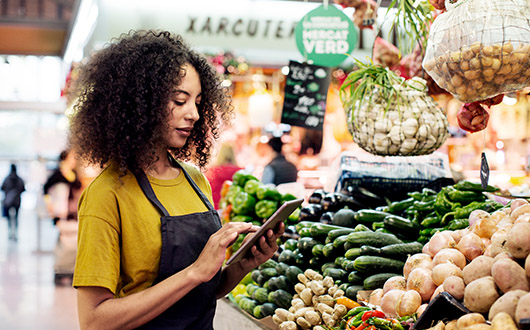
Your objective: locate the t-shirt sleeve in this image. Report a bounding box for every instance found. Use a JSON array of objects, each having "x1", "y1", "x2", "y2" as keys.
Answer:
[{"x1": 73, "y1": 186, "x2": 121, "y2": 294}]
